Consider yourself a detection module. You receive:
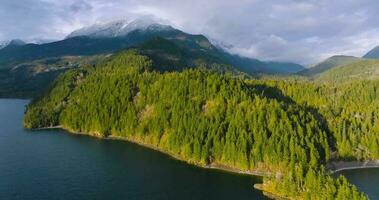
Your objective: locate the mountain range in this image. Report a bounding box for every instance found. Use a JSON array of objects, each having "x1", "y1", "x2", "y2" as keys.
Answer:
[
  {"x1": 2, "y1": 18, "x2": 379, "y2": 97},
  {"x1": 0, "y1": 18, "x2": 305, "y2": 74}
]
